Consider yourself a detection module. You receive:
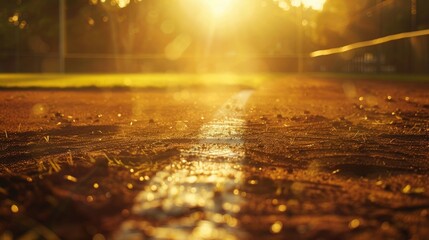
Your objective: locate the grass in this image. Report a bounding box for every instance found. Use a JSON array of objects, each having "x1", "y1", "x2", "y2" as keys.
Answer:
[
  {"x1": 0, "y1": 73, "x2": 427, "y2": 89},
  {"x1": 302, "y1": 72, "x2": 429, "y2": 83},
  {"x1": 0, "y1": 73, "x2": 266, "y2": 88}
]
